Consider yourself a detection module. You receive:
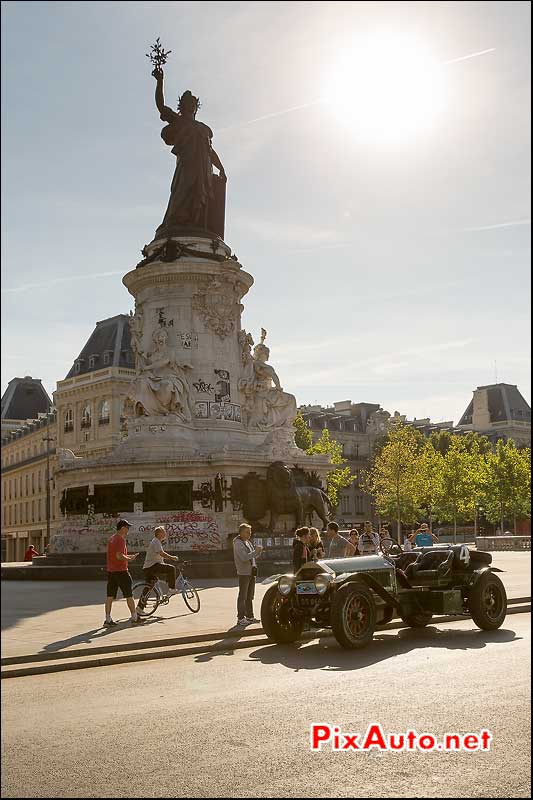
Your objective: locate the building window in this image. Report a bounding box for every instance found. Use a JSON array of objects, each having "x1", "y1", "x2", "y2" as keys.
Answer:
[
  {"x1": 103, "y1": 350, "x2": 112, "y2": 365},
  {"x1": 355, "y1": 495, "x2": 366, "y2": 514},
  {"x1": 353, "y1": 443, "x2": 359, "y2": 458},
  {"x1": 340, "y1": 496, "x2": 351, "y2": 515},
  {"x1": 98, "y1": 400, "x2": 111, "y2": 425},
  {"x1": 64, "y1": 409, "x2": 74, "y2": 433},
  {"x1": 81, "y1": 405, "x2": 92, "y2": 429}
]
